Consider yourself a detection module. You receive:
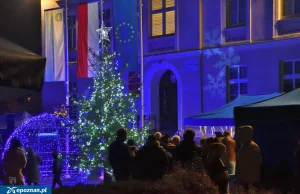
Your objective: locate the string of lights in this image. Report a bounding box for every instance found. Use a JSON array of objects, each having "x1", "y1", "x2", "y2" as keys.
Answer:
[
  {"x1": 70, "y1": 23, "x2": 148, "y2": 181},
  {"x1": 2, "y1": 113, "x2": 75, "y2": 182}
]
